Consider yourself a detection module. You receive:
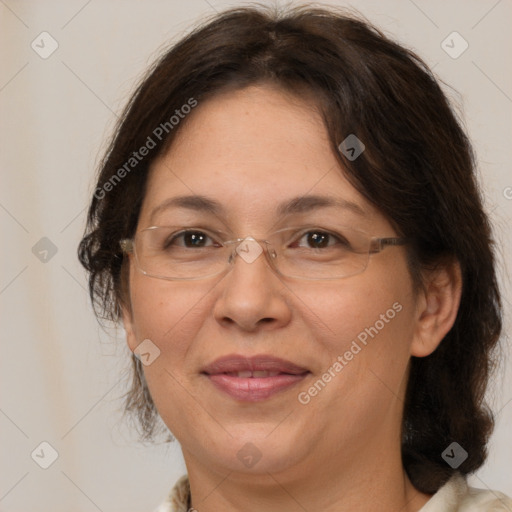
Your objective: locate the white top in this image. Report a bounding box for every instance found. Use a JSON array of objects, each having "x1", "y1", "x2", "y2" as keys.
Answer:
[{"x1": 154, "y1": 473, "x2": 512, "y2": 511}]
